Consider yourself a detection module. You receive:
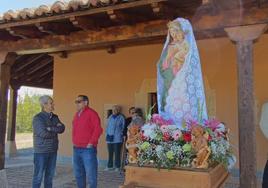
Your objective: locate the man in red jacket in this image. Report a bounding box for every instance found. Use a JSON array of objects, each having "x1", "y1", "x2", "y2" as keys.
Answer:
[{"x1": 72, "y1": 95, "x2": 103, "y2": 188}]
